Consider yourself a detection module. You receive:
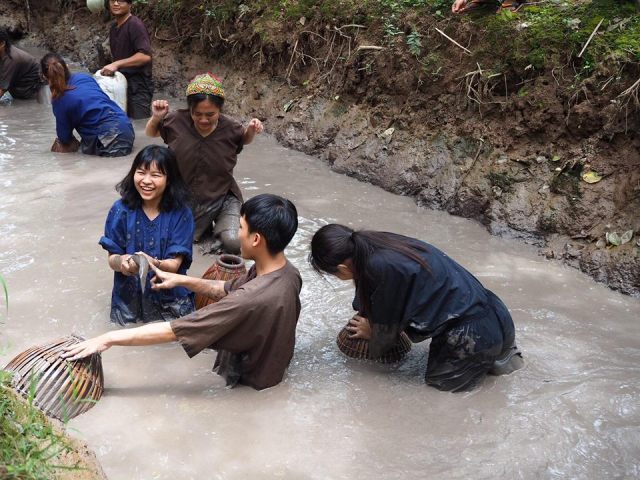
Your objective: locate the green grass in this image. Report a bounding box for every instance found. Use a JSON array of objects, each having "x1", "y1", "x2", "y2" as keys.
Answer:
[{"x1": 0, "y1": 374, "x2": 77, "y2": 479}]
